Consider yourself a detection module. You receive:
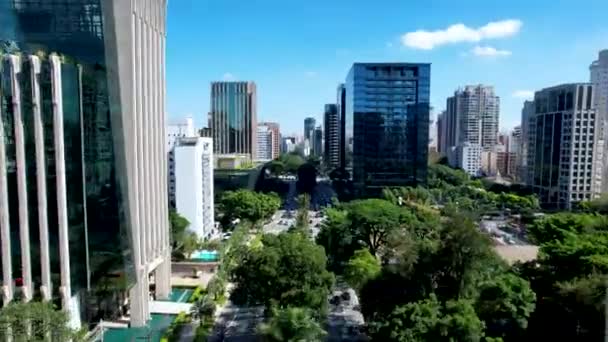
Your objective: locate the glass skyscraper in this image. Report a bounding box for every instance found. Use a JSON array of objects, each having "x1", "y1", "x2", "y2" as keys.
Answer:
[
  {"x1": 210, "y1": 81, "x2": 257, "y2": 159},
  {"x1": 0, "y1": 0, "x2": 170, "y2": 328},
  {"x1": 345, "y1": 63, "x2": 430, "y2": 196}
]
